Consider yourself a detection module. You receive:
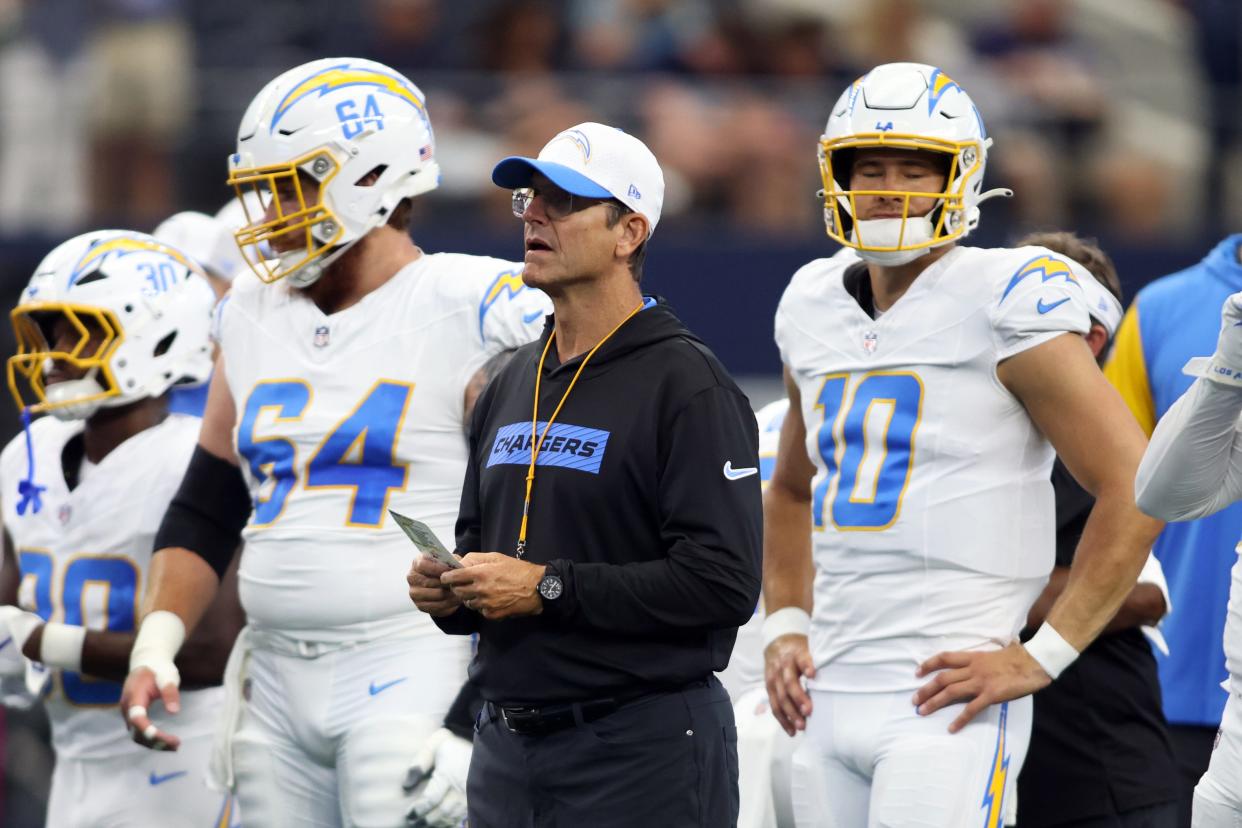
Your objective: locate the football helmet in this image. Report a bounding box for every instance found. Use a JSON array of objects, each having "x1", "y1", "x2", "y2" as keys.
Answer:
[
  {"x1": 8, "y1": 230, "x2": 216, "y2": 420},
  {"x1": 819, "y1": 63, "x2": 1011, "y2": 265},
  {"x1": 227, "y1": 57, "x2": 440, "y2": 288},
  {"x1": 154, "y1": 210, "x2": 245, "y2": 284}
]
